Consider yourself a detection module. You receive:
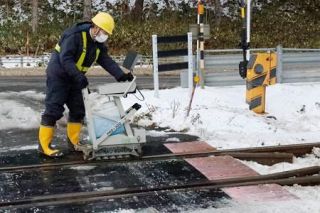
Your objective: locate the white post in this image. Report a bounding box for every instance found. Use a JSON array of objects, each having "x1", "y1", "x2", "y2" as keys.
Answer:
[
  {"x1": 152, "y1": 35, "x2": 159, "y2": 98},
  {"x1": 246, "y1": 0, "x2": 251, "y2": 61},
  {"x1": 196, "y1": 4, "x2": 201, "y2": 86},
  {"x1": 196, "y1": 41, "x2": 200, "y2": 83},
  {"x1": 276, "y1": 45, "x2": 283, "y2": 83},
  {"x1": 187, "y1": 32, "x2": 193, "y2": 96}
]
